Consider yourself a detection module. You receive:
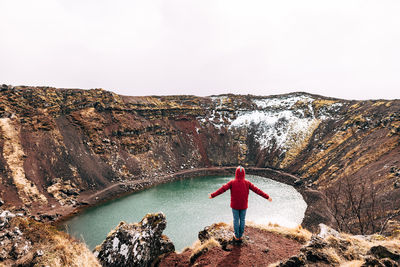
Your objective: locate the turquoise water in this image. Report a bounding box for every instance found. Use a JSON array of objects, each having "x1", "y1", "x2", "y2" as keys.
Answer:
[{"x1": 62, "y1": 175, "x2": 307, "y2": 251}]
